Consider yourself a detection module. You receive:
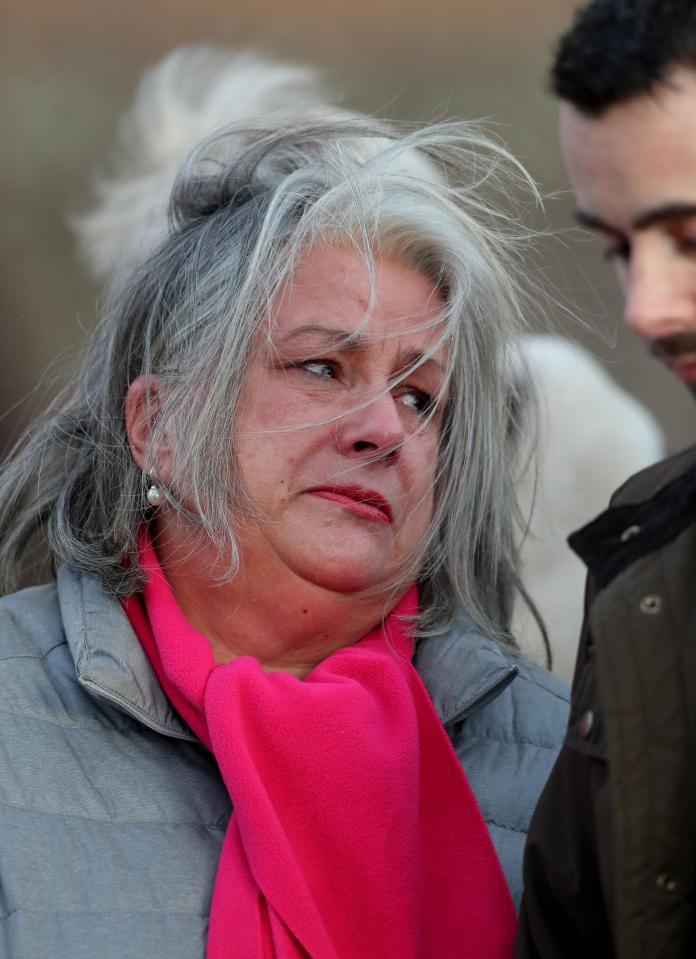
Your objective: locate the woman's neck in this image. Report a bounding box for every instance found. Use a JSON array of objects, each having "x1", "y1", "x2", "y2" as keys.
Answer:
[{"x1": 151, "y1": 517, "x2": 401, "y2": 678}]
